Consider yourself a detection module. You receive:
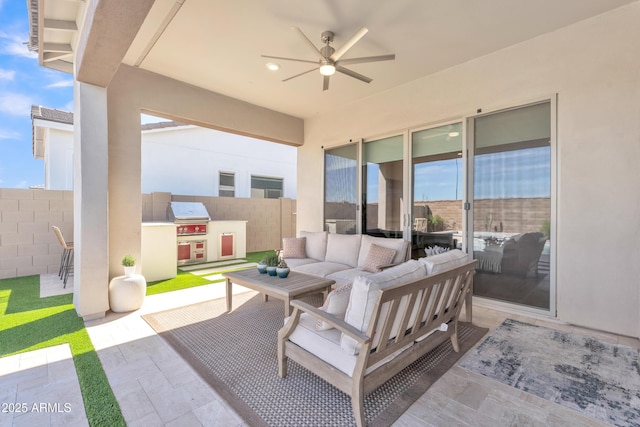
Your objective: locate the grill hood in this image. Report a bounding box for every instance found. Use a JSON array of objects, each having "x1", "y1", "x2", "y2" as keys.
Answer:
[{"x1": 167, "y1": 202, "x2": 211, "y2": 222}]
